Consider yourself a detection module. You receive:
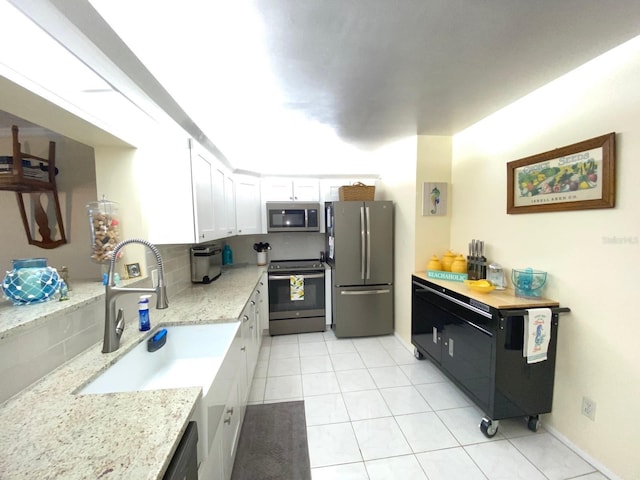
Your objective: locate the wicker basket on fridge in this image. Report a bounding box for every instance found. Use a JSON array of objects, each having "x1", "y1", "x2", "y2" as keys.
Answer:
[{"x1": 338, "y1": 182, "x2": 375, "y2": 201}]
